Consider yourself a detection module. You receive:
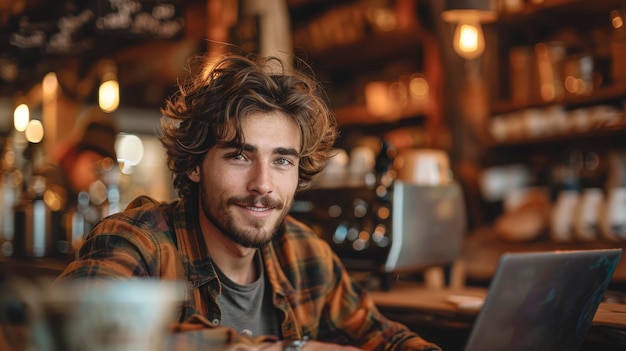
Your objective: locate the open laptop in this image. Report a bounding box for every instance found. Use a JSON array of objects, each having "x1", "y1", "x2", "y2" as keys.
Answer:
[{"x1": 463, "y1": 248, "x2": 622, "y2": 351}]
